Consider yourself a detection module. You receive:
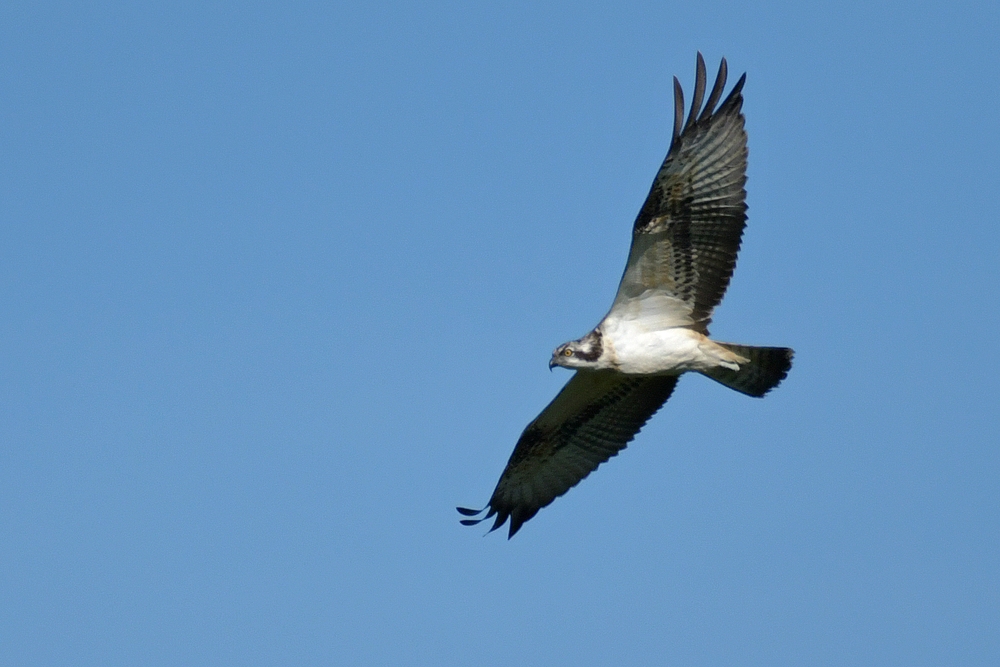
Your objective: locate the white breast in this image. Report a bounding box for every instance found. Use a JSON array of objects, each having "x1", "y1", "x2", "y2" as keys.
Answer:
[{"x1": 598, "y1": 315, "x2": 739, "y2": 375}]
